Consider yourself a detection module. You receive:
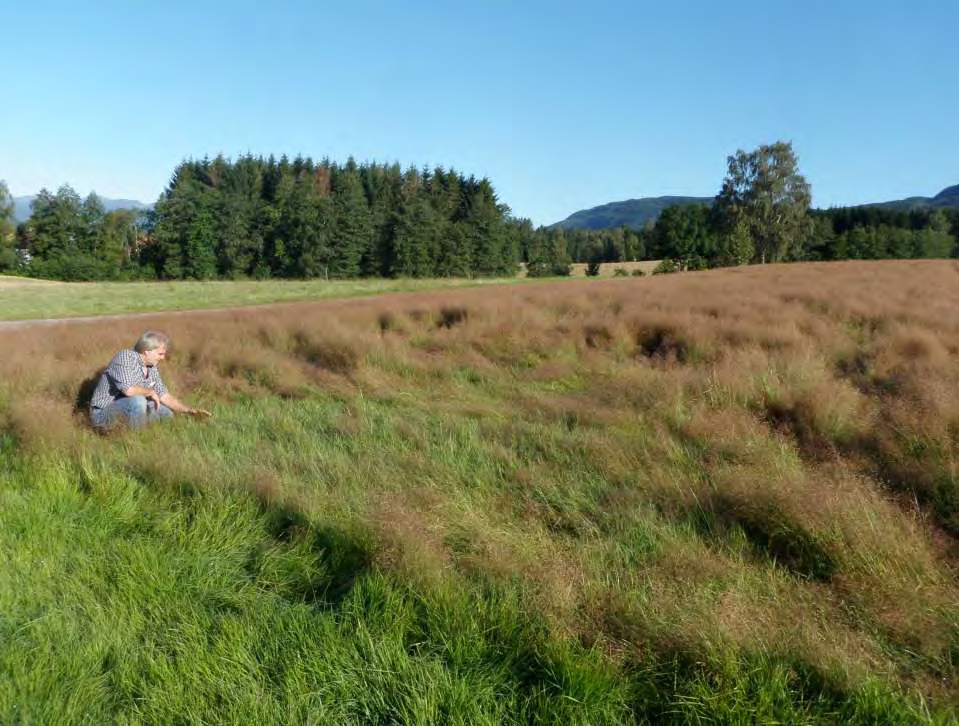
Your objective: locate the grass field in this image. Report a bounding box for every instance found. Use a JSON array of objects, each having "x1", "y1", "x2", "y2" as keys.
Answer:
[
  {"x1": 1, "y1": 260, "x2": 957, "y2": 722},
  {"x1": 0, "y1": 265, "x2": 661, "y2": 322},
  {"x1": 0, "y1": 275, "x2": 527, "y2": 322}
]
